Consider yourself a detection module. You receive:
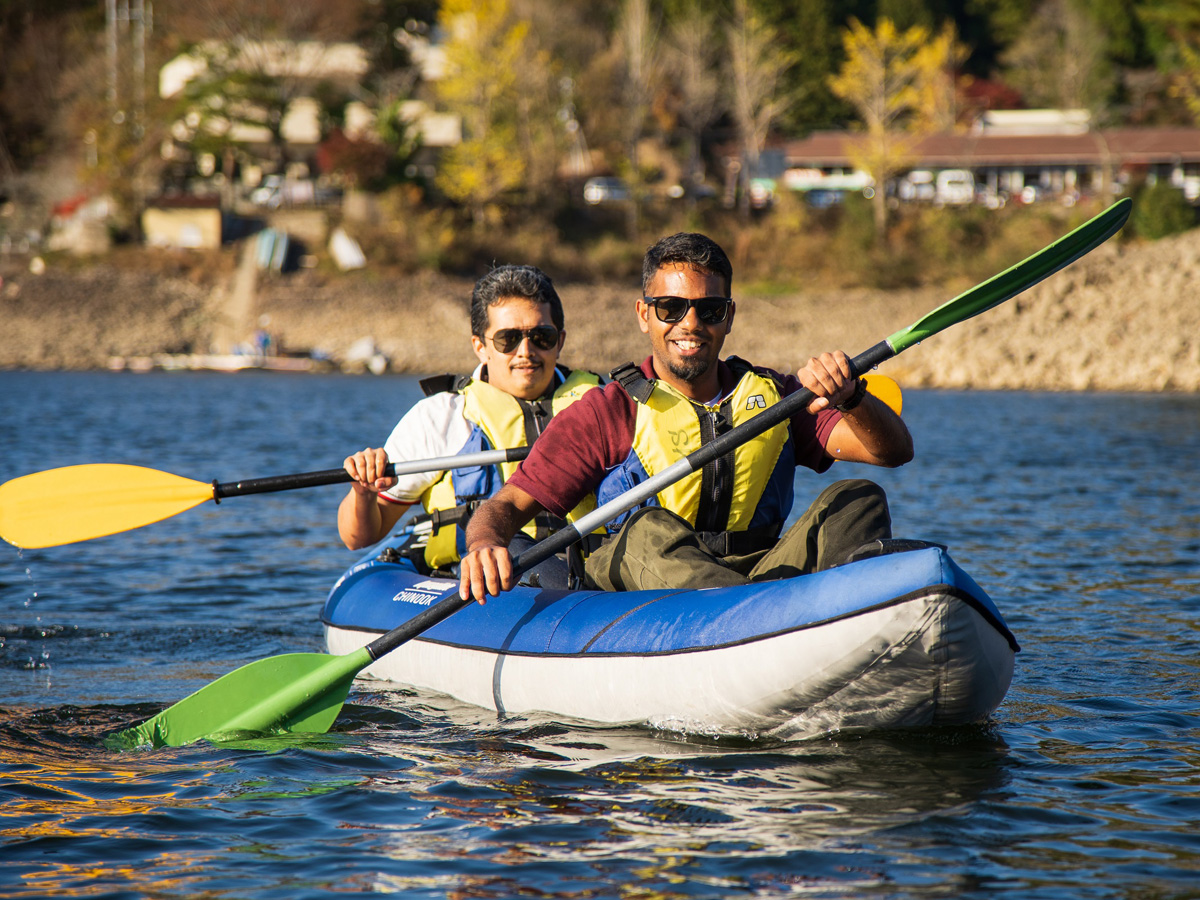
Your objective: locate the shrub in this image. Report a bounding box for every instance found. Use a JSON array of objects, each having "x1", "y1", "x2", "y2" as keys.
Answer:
[{"x1": 1130, "y1": 182, "x2": 1195, "y2": 240}]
